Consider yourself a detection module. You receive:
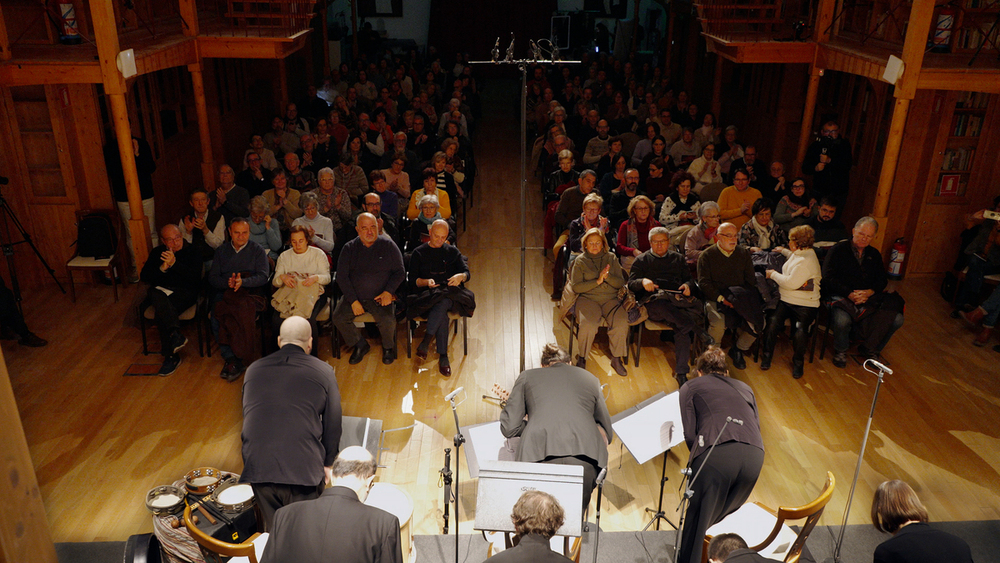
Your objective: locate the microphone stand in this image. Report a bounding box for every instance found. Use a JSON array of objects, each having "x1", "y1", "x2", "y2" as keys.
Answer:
[
  {"x1": 590, "y1": 467, "x2": 607, "y2": 563},
  {"x1": 448, "y1": 395, "x2": 466, "y2": 563},
  {"x1": 826, "y1": 359, "x2": 889, "y2": 563},
  {"x1": 672, "y1": 417, "x2": 734, "y2": 563},
  {"x1": 440, "y1": 448, "x2": 452, "y2": 534}
]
